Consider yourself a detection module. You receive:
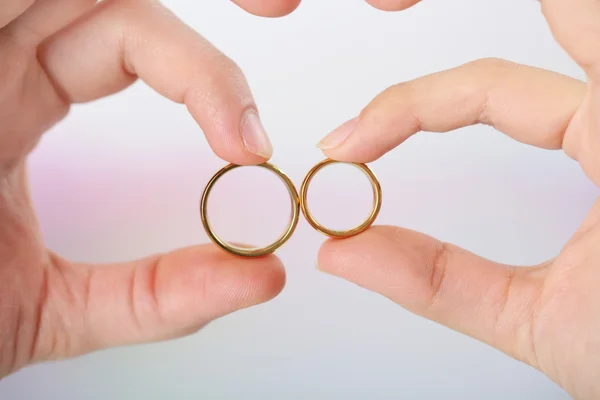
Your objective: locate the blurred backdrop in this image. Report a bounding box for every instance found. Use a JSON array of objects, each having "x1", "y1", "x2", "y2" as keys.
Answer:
[{"x1": 2, "y1": 0, "x2": 598, "y2": 398}]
